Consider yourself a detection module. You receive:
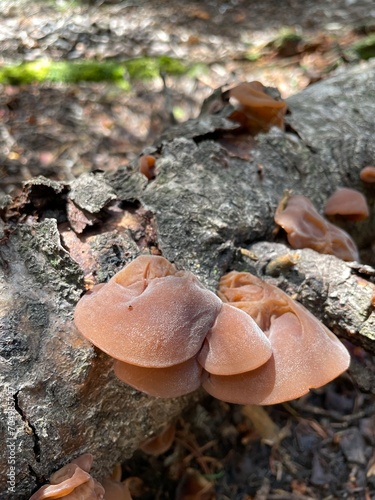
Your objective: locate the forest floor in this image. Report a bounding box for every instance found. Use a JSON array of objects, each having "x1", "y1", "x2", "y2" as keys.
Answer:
[
  {"x1": 1, "y1": 0, "x2": 375, "y2": 197},
  {"x1": 1, "y1": 1, "x2": 375, "y2": 498}
]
